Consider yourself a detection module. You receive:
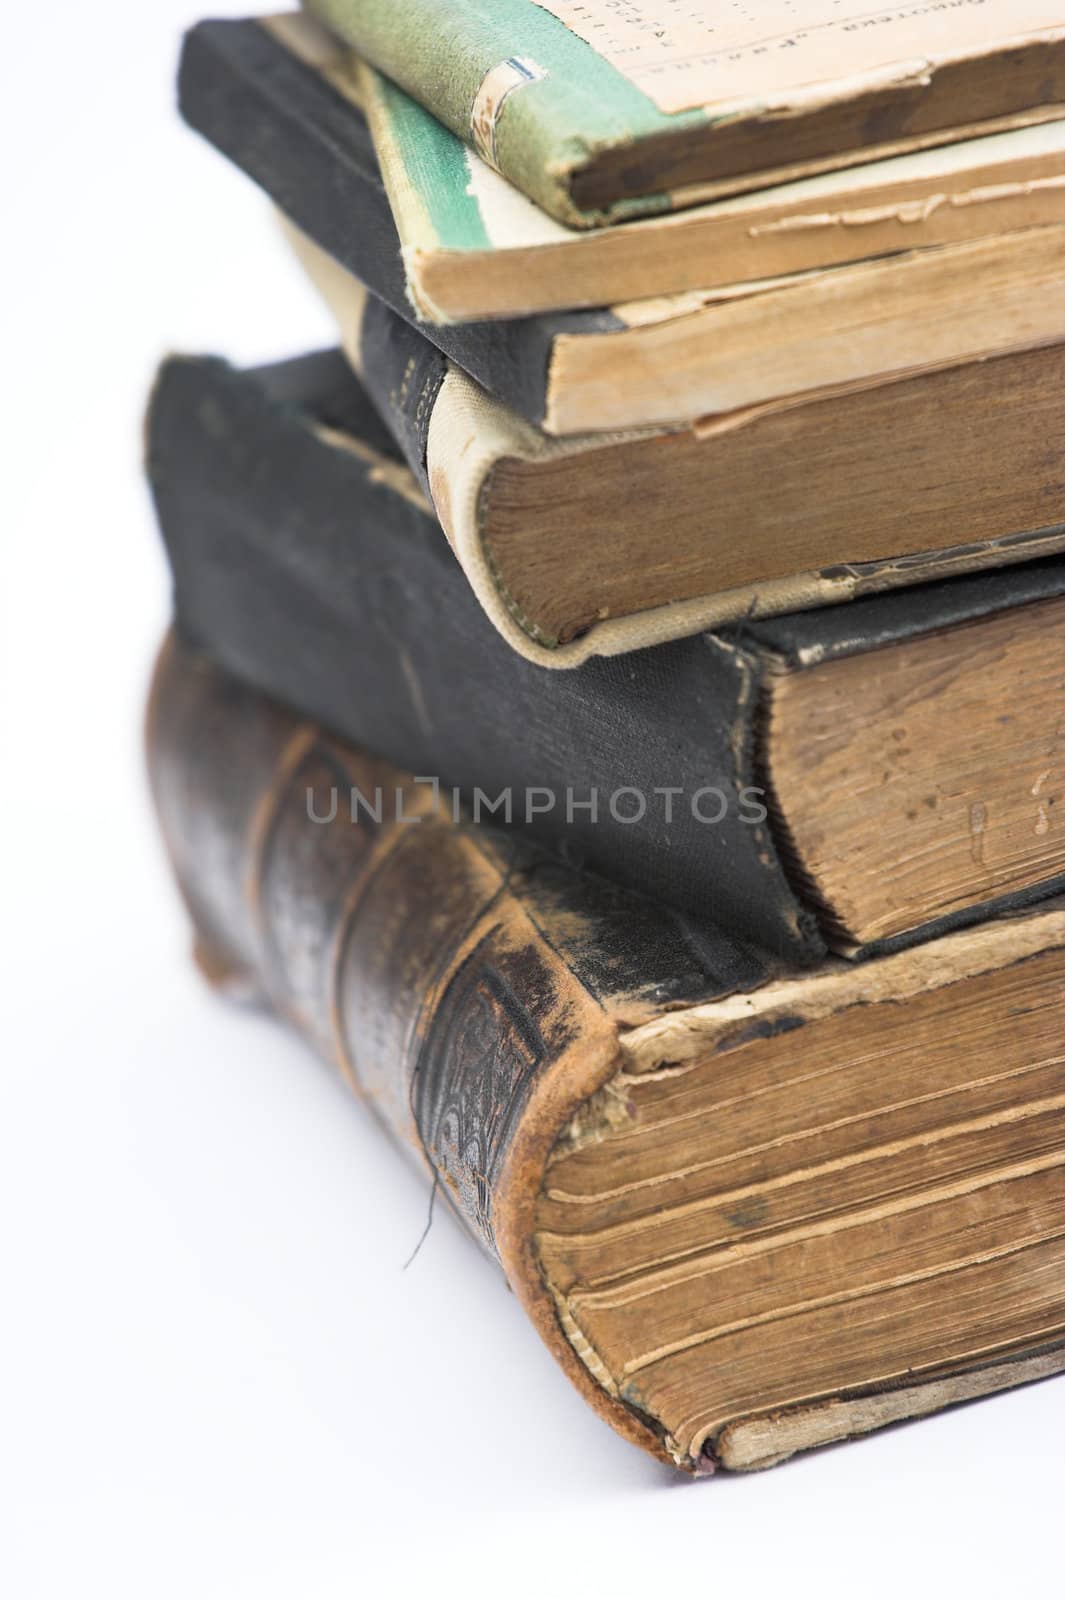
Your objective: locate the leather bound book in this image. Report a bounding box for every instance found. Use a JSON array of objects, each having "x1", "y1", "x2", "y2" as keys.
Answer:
[
  {"x1": 147, "y1": 633, "x2": 1065, "y2": 1475},
  {"x1": 147, "y1": 349, "x2": 1065, "y2": 965}
]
